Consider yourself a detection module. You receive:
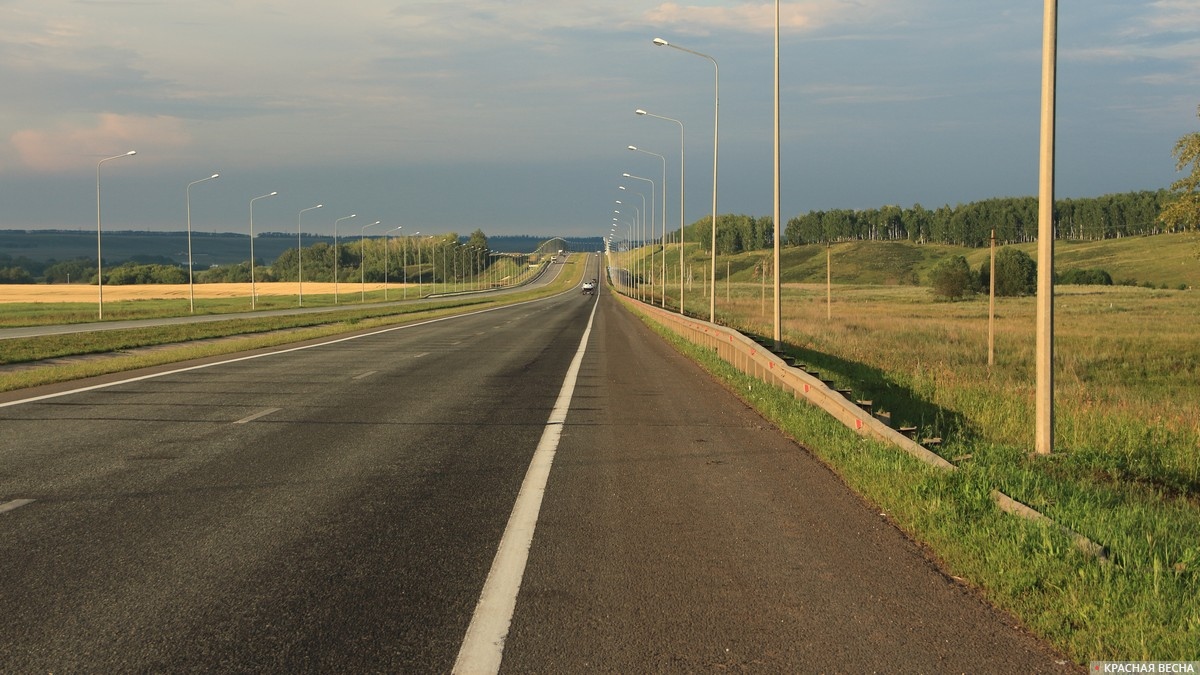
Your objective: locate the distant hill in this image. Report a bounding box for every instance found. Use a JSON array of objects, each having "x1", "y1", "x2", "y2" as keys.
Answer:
[
  {"x1": 714, "y1": 232, "x2": 1200, "y2": 289},
  {"x1": 0, "y1": 230, "x2": 605, "y2": 268}
]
